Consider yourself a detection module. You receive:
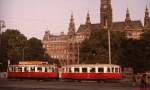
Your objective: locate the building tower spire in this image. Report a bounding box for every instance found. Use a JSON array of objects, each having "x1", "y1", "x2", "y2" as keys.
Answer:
[
  {"x1": 100, "y1": 0, "x2": 112, "y2": 29},
  {"x1": 144, "y1": 5, "x2": 150, "y2": 30},
  {"x1": 68, "y1": 13, "x2": 76, "y2": 35},
  {"x1": 125, "y1": 8, "x2": 131, "y2": 26},
  {"x1": 86, "y1": 11, "x2": 91, "y2": 25}
]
